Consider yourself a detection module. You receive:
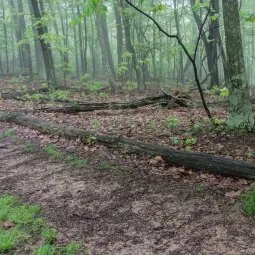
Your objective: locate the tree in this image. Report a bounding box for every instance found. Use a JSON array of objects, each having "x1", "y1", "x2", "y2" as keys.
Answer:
[
  {"x1": 30, "y1": 0, "x2": 57, "y2": 88},
  {"x1": 124, "y1": 0, "x2": 212, "y2": 119},
  {"x1": 222, "y1": 0, "x2": 254, "y2": 130}
]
